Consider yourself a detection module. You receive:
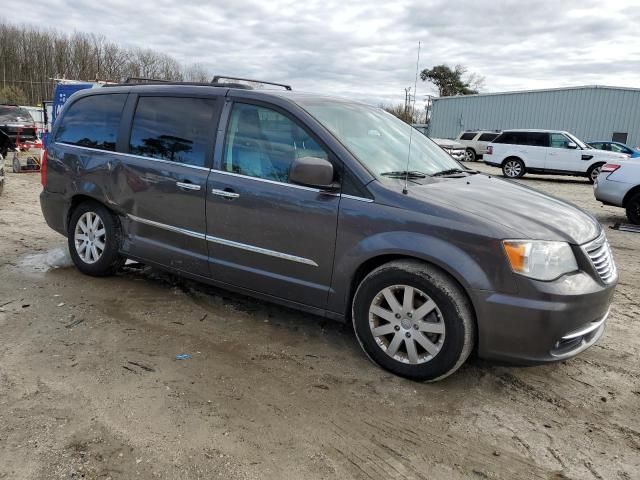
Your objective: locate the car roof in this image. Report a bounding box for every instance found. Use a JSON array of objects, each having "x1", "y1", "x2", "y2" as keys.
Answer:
[
  {"x1": 501, "y1": 129, "x2": 568, "y2": 134},
  {"x1": 81, "y1": 83, "x2": 367, "y2": 108}
]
